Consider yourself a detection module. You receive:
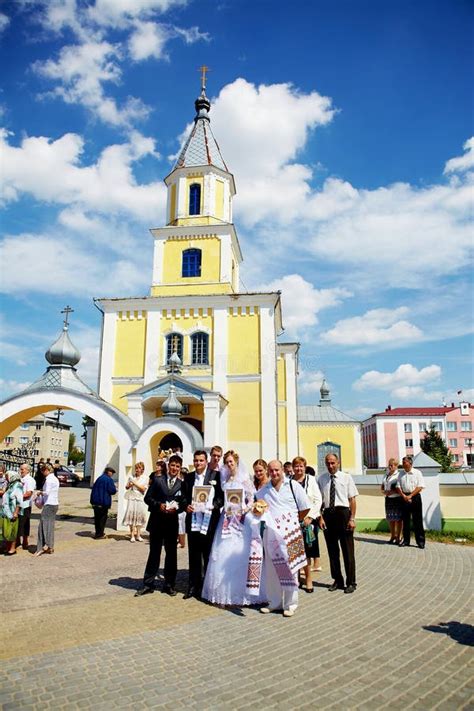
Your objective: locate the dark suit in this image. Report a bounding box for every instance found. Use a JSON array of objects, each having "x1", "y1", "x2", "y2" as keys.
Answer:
[
  {"x1": 181, "y1": 466, "x2": 224, "y2": 594},
  {"x1": 142, "y1": 476, "x2": 185, "y2": 590}
]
